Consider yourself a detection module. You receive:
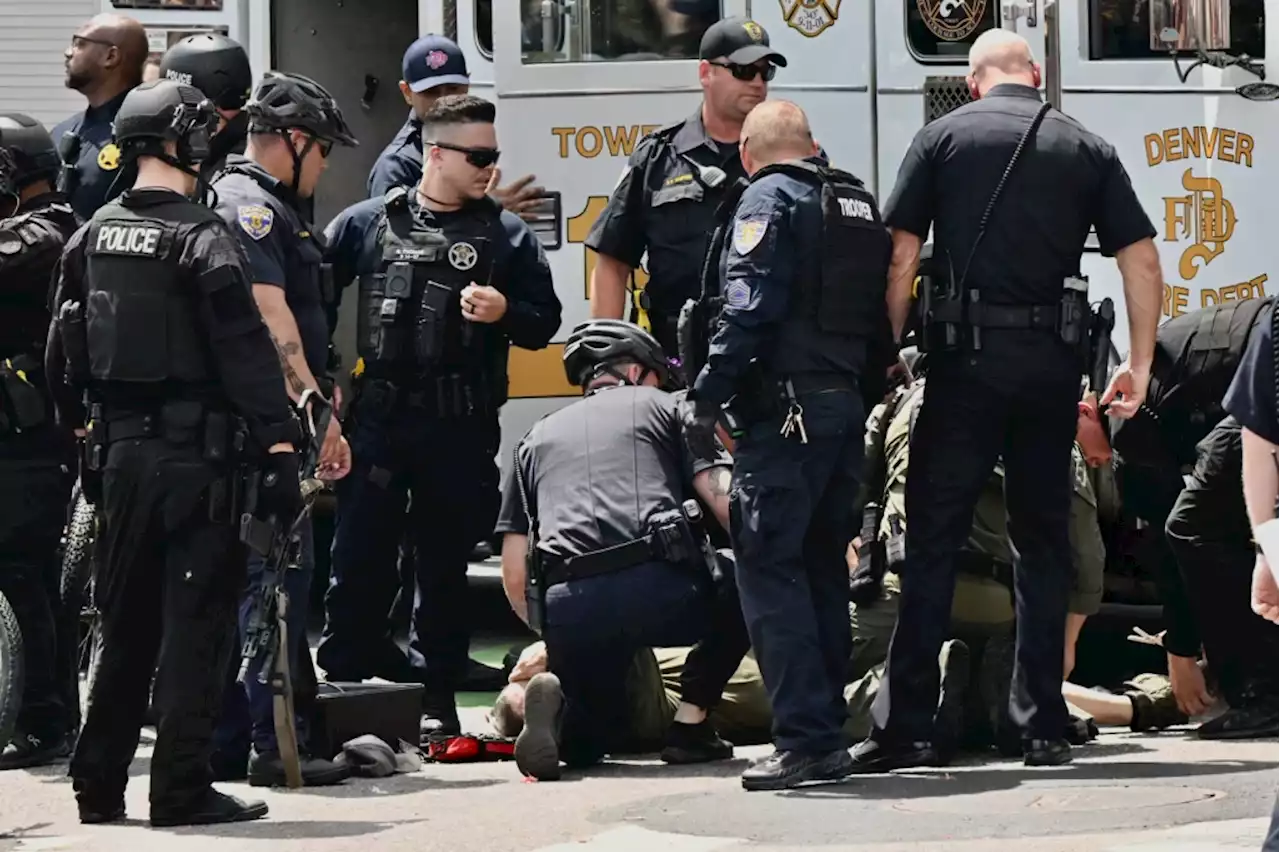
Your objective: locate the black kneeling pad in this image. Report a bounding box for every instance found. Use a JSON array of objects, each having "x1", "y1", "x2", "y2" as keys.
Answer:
[{"x1": 309, "y1": 682, "x2": 424, "y2": 760}]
